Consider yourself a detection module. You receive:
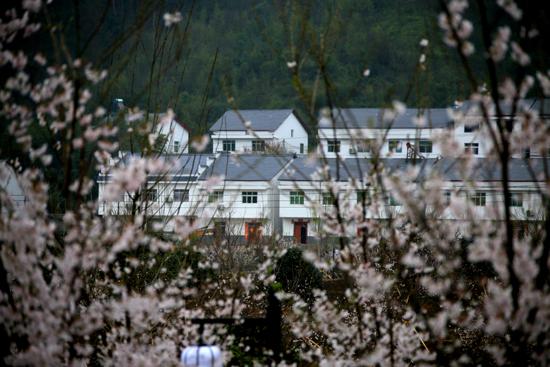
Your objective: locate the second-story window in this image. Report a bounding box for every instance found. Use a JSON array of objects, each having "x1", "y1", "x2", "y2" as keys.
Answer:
[
  {"x1": 386, "y1": 195, "x2": 401, "y2": 206},
  {"x1": 173, "y1": 140, "x2": 180, "y2": 153},
  {"x1": 418, "y1": 140, "x2": 433, "y2": 153},
  {"x1": 174, "y1": 189, "x2": 189, "y2": 202},
  {"x1": 242, "y1": 191, "x2": 258, "y2": 204},
  {"x1": 356, "y1": 190, "x2": 370, "y2": 204},
  {"x1": 470, "y1": 192, "x2": 486, "y2": 206},
  {"x1": 464, "y1": 123, "x2": 479, "y2": 133},
  {"x1": 291, "y1": 129, "x2": 294, "y2": 137},
  {"x1": 222, "y1": 140, "x2": 235, "y2": 152},
  {"x1": 290, "y1": 191, "x2": 305, "y2": 205},
  {"x1": 464, "y1": 143, "x2": 479, "y2": 155},
  {"x1": 388, "y1": 139, "x2": 403, "y2": 153},
  {"x1": 444, "y1": 191, "x2": 451, "y2": 206},
  {"x1": 145, "y1": 189, "x2": 157, "y2": 202},
  {"x1": 327, "y1": 140, "x2": 340, "y2": 153},
  {"x1": 322, "y1": 192, "x2": 335, "y2": 205},
  {"x1": 350, "y1": 140, "x2": 371, "y2": 154},
  {"x1": 509, "y1": 193, "x2": 523, "y2": 207},
  {"x1": 208, "y1": 190, "x2": 224, "y2": 203},
  {"x1": 252, "y1": 140, "x2": 265, "y2": 152}
]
